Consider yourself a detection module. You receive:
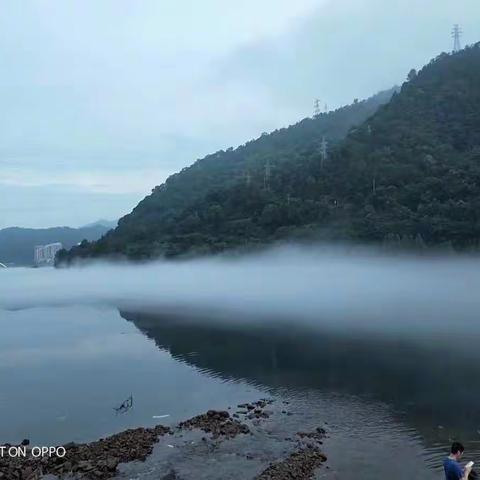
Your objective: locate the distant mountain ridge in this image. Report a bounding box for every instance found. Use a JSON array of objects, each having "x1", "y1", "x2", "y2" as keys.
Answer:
[
  {"x1": 81, "y1": 219, "x2": 118, "y2": 229},
  {"x1": 0, "y1": 225, "x2": 111, "y2": 266}
]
